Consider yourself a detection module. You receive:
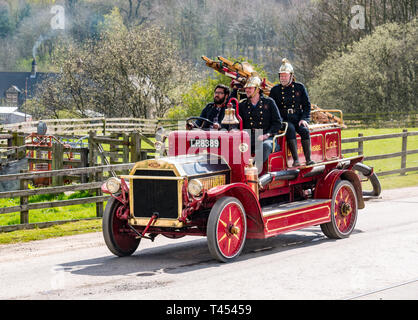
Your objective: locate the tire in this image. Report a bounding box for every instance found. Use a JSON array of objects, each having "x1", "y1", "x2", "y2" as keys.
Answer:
[
  {"x1": 321, "y1": 180, "x2": 358, "y2": 239},
  {"x1": 353, "y1": 162, "x2": 381, "y2": 197},
  {"x1": 102, "y1": 196, "x2": 140, "y2": 257},
  {"x1": 207, "y1": 197, "x2": 247, "y2": 263}
]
